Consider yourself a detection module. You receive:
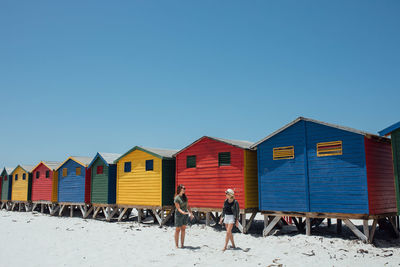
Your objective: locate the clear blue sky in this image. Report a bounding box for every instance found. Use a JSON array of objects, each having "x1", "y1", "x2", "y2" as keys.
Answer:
[{"x1": 1, "y1": 1, "x2": 399, "y2": 167}]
